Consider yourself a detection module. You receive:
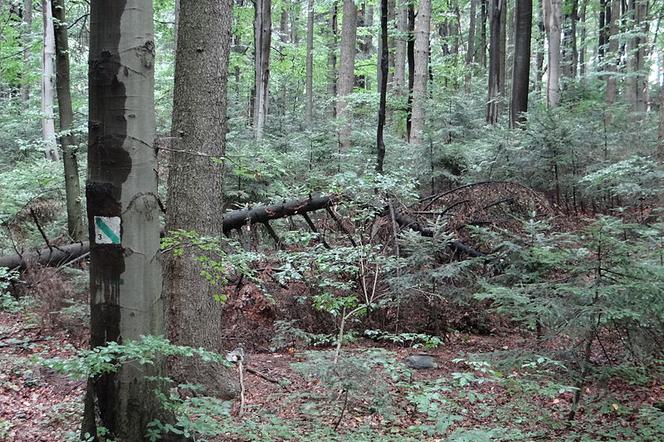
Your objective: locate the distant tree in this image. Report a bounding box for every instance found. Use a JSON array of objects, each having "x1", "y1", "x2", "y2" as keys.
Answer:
[
  {"x1": 486, "y1": 0, "x2": 504, "y2": 123},
  {"x1": 337, "y1": 0, "x2": 357, "y2": 152},
  {"x1": 510, "y1": 0, "x2": 532, "y2": 128},
  {"x1": 605, "y1": 0, "x2": 620, "y2": 105},
  {"x1": 393, "y1": 0, "x2": 408, "y2": 92},
  {"x1": 41, "y1": 0, "x2": 58, "y2": 160},
  {"x1": 376, "y1": 0, "x2": 388, "y2": 172},
  {"x1": 543, "y1": 0, "x2": 562, "y2": 107},
  {"x1": 305, "y1": 0, "x2": 314, "y2": 126},
  {"x1": 465, "y1": 0, "x2": 478, "y2": 89},
  {"x1": 254, "y1": 0, "x2": 271, "y2": 139},
  {"x1": 52, "y1": 0, "x2": 82, "y2": 240},
  {"x1": 20, "y1": 0, "x2": 32, "y2": 105},
  {"x1": 658, "y1": 86, "x2": 664, "y2": 161},
  {"x1": 409, "y1": 0, "x2": 431, "y2": 145},
  {"x1": 327, "y1": 2, "x2": 338, "y2": 117},
  {"x1": 164, "y1": 0, "x2": 238, "y2": 399},
  {"x1": 83, "y1": 1, "x2": 162, "y2": 438}
]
